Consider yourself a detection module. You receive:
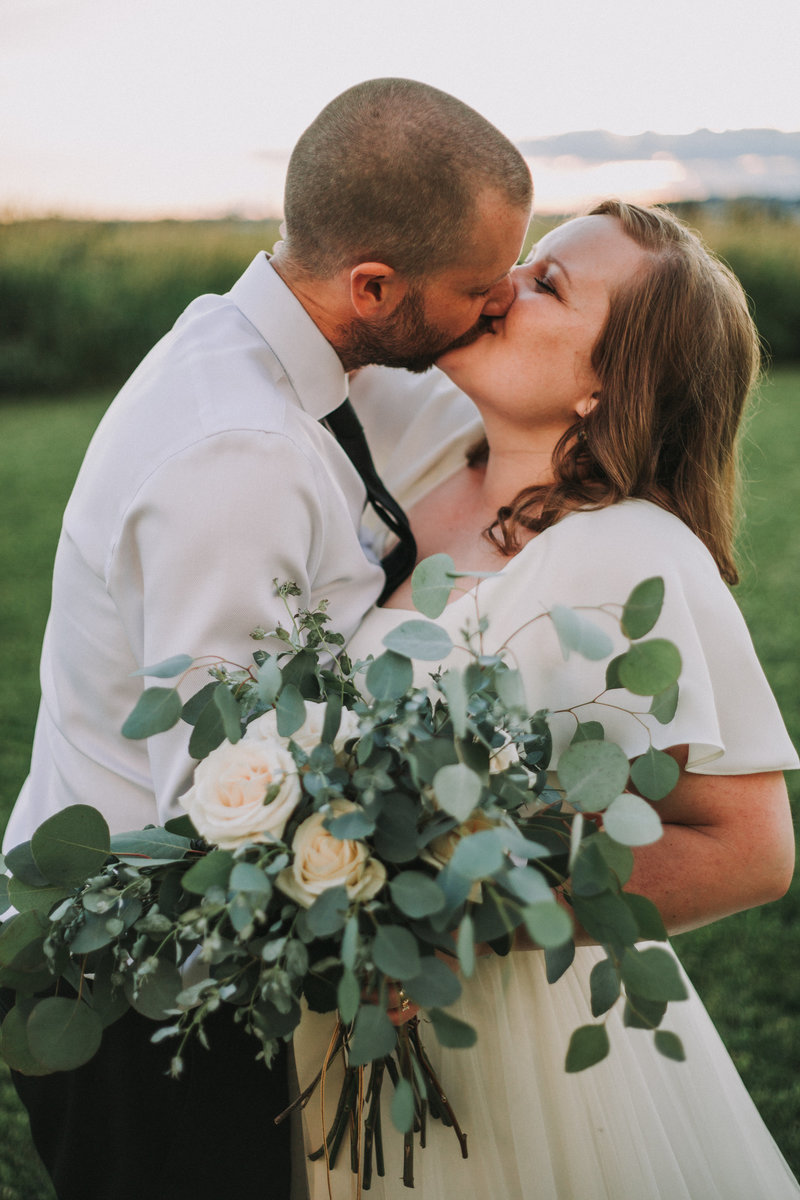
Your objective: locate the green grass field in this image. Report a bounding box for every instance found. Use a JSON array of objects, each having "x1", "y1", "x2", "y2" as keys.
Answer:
[{"x1": 1, "y1": 373, "x2": 799, "y2": 1196}]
